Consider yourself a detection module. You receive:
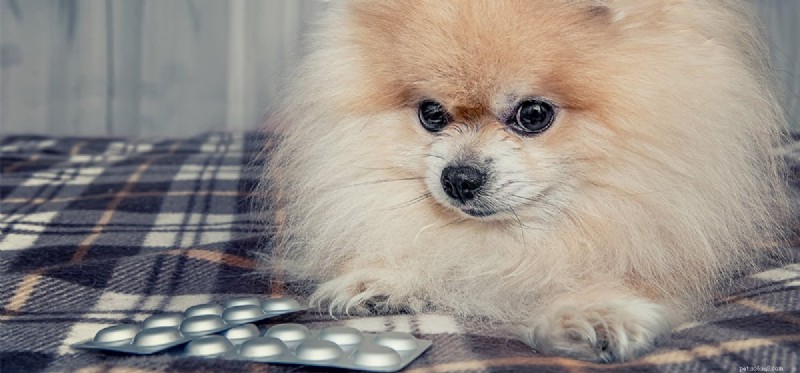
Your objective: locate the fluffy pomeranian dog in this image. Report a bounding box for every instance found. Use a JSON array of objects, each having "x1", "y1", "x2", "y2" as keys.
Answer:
[{"x1": 259, "y1": 0, "x2": 790, "y2": 362}]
